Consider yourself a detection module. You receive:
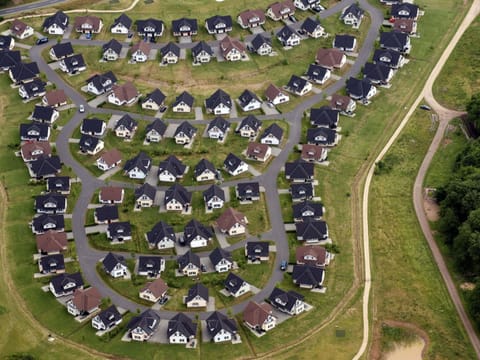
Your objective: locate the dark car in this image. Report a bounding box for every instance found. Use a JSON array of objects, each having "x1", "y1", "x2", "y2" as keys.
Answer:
[
  {"x1": 36, "y1": 37, "x2": 49, "y2": 45},
  {"x1": 159, "y1": 296, "x2": 168, "y2": 305},
  {"x1": 127, "y1": 32, "x2": 134, "y2": 38},
  {"x1": 420, "y1": 104, "x2": 432, "y2": 111},
  {"x1": 280, "y1": 260, "x2": 288, "y2": 271},
  {"x1": 288, "y1": 15, "x2": 298, "y2": 23}
]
